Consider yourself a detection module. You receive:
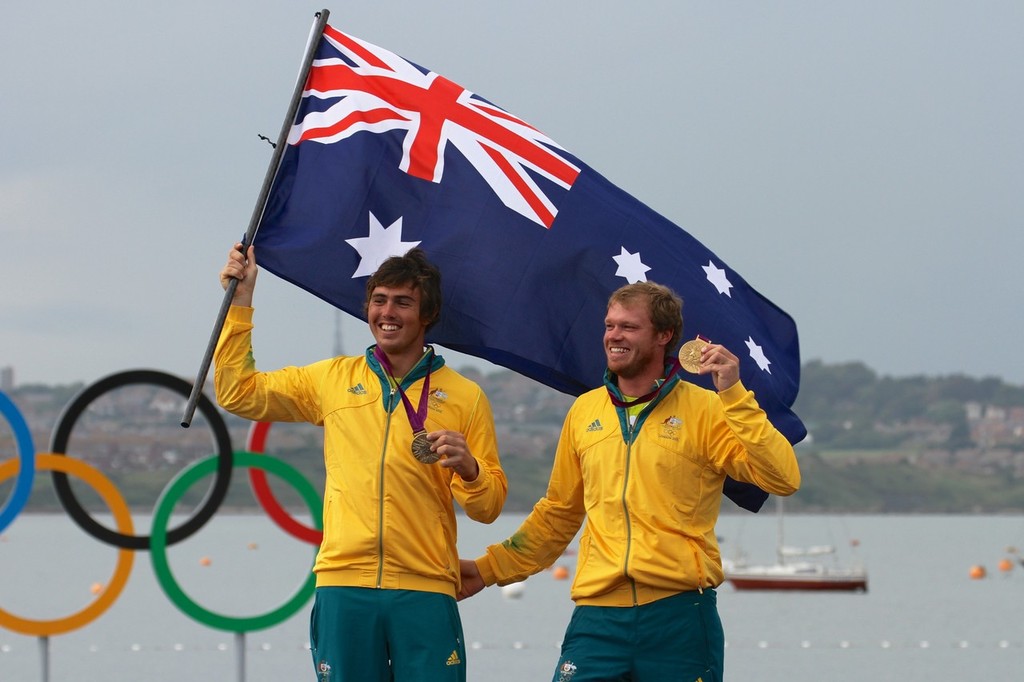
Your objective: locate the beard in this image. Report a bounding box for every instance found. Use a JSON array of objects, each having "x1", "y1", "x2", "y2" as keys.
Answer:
[{"x1": 606, "y1": 346, "x2": 659, "y2": 380}]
